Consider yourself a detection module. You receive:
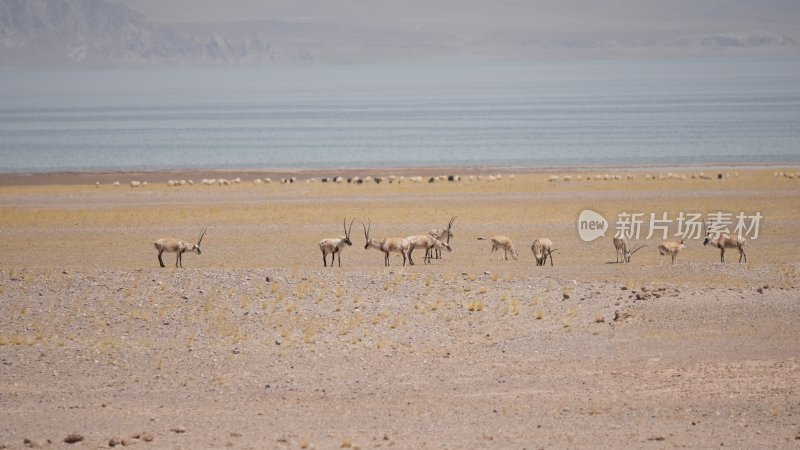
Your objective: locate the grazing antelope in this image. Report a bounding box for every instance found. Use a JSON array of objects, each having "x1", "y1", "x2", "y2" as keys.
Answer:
[
  {"x1": 657, "y1": 239, "x2": 686, "y2": 266},
  {"x1": 478, "y1": 236, "x2": 518, "y2": 261},
  {"x1": 531, "y1": 238, "x2": 555, "y2": 266},
  {"x1": 613, "y1": 236, "x2": 647, "y2": 263},
  {"x1": 703, "y1": 224, "x2": 747, "y2": 263},
  {"x1": 428, "y1": 216, "x2": 456, "y2": 259},
  {"x1": 363, "y1": 221, "x2": 410, "y2": 266},
  {"x1": 154, "y1": 228, "x2": 206, "y2": 268},
  {"x1": 319, "y1": 218, "x2": 355, "y2": 267},
  {"x1": 406, "y1": 235, "x2": 452, "y2": 265}
]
